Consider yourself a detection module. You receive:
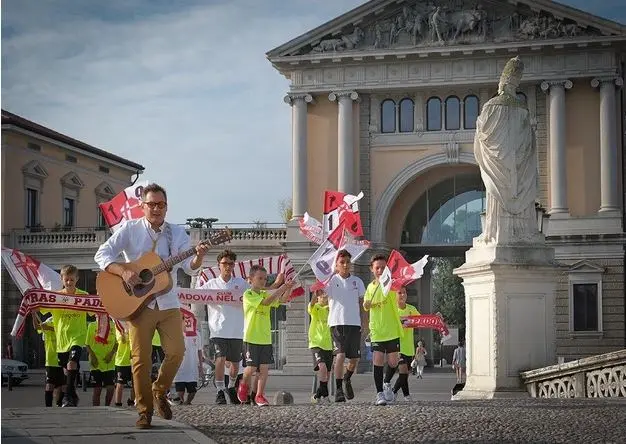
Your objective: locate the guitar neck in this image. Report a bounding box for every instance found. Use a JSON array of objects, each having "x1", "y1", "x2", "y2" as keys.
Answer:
[{"x1": 152, "y1": 246, "x2": 197, "y2": 275}]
